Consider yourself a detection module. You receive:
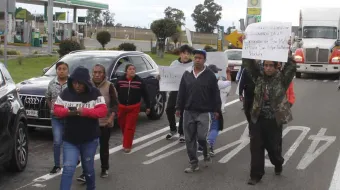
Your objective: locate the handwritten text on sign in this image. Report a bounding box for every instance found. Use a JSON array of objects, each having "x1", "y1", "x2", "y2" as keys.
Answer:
[
  {"x1": 159, "y1": 66, "x2": 187, "y2": 91},
  {"x1": 242, "y1": 22, "x2": 292, "y2": 62}
]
